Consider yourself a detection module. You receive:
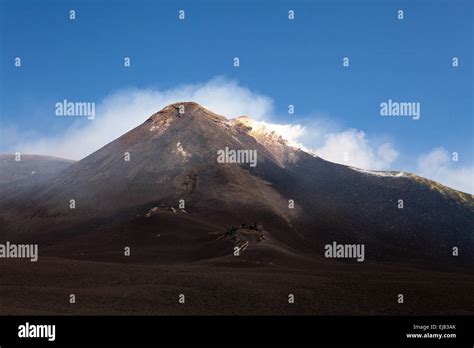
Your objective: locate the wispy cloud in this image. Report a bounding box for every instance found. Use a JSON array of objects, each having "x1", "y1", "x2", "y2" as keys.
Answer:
[
  {"x1": 417, "y1": 147, "x2": 474, "y2": 194},
  {"x1": 312, "y1": 129, "x2": 399, "y2": 170},
  {"x1": 8, "y1": 77, "x2": 273, "y2": 160},
  {"x1": 247, "y1": 121, "x2": 399, "y2": 171}
]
